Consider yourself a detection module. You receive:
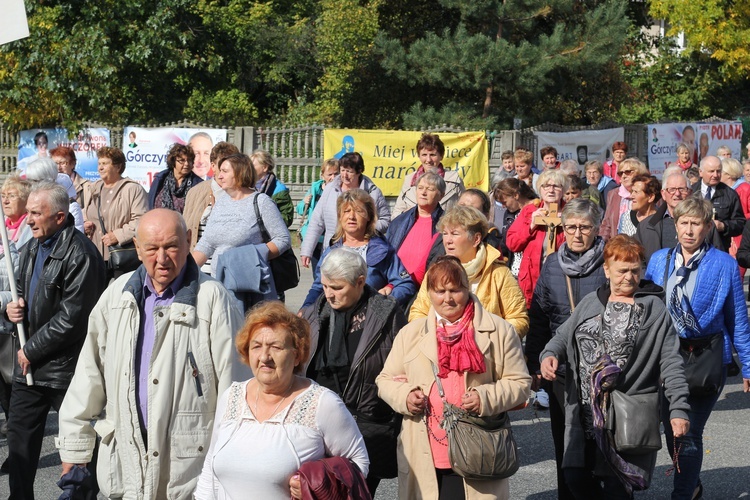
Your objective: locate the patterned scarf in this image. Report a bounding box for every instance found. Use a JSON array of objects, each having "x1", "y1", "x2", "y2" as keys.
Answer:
[
  {"x1": 436, "y1": 300, "x2": 485, "y2": 377},
  {"x1": 160, "y1": 170, "x2": 196, "y2": 211},
  {"x1": 590, "y1": 354, "x2": 649, "y2": 495},
  {"x1": 410, "y1": 164, "x2": 446, "y2": 186},
  {"x1": 667, "y1": 243, "x2": 708, "y2": 339}
]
